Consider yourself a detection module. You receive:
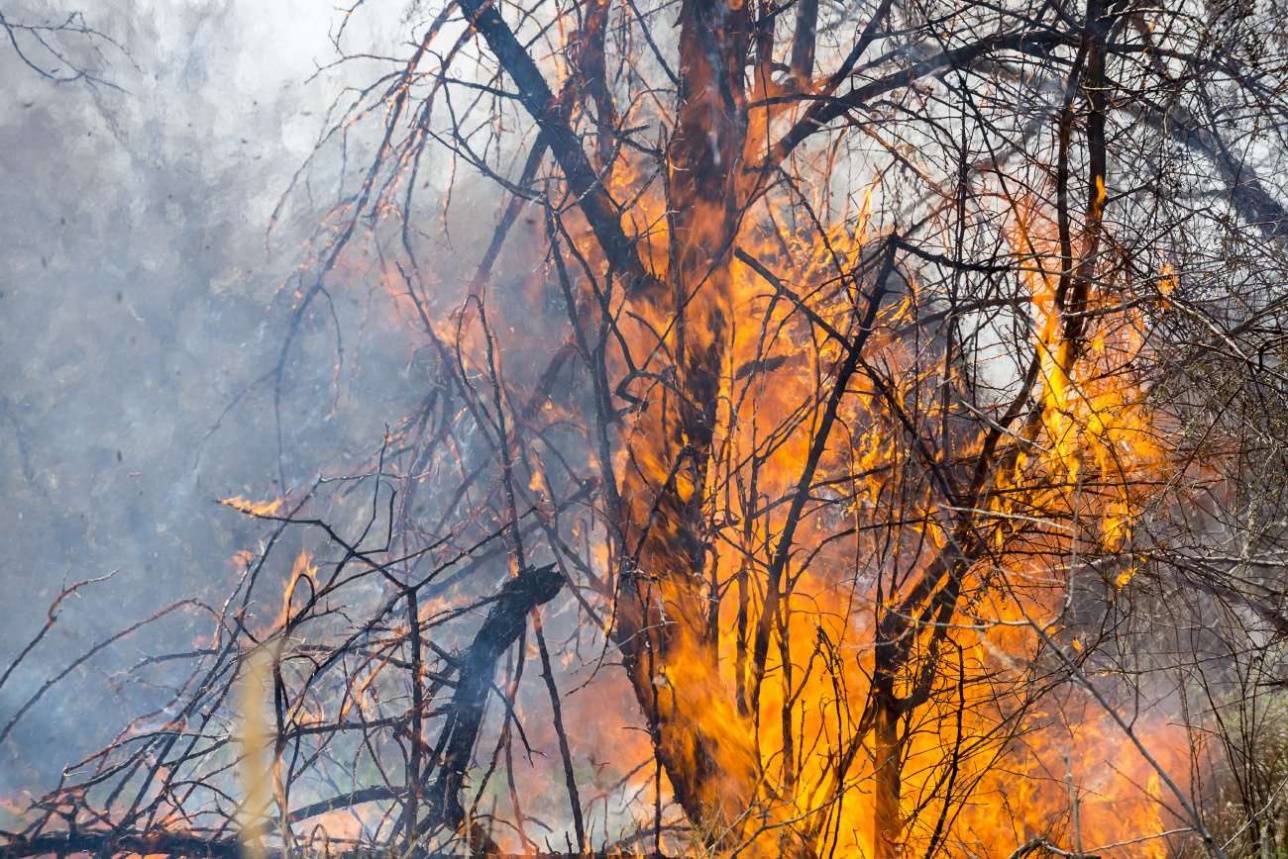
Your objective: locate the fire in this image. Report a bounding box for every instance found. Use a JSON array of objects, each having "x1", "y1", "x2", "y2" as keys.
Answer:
[
  {"x1": 560, "y1": 164, "x2": 1187, "y2": 854},
  {"x1": 7, "y1": 5, "x2": 1242, "y2": 858},
  {"x1": 275, "y1": 550, "x2": 318, "y2": 630},
  {"x1": 197, "y1": 107, "x2": 1191, "y2": 859},
  {"x1": 219, "y1": 495, "x2": 285, "y2": 517}
]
